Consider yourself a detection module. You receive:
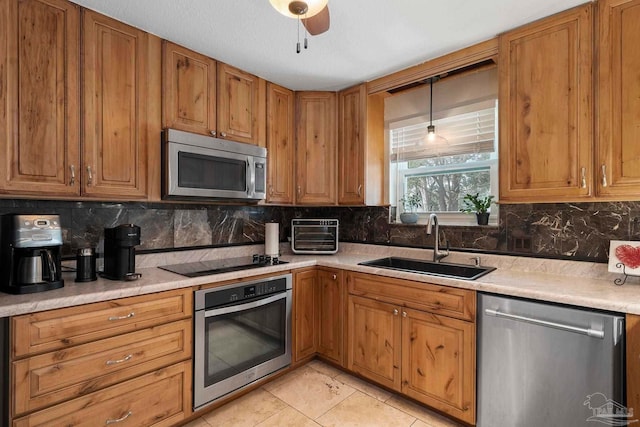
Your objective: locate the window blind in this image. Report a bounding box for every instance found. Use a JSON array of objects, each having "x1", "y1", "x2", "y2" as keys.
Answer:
[{"x1": 390, "y1": 105, "x2": 496, "y2": 162}]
